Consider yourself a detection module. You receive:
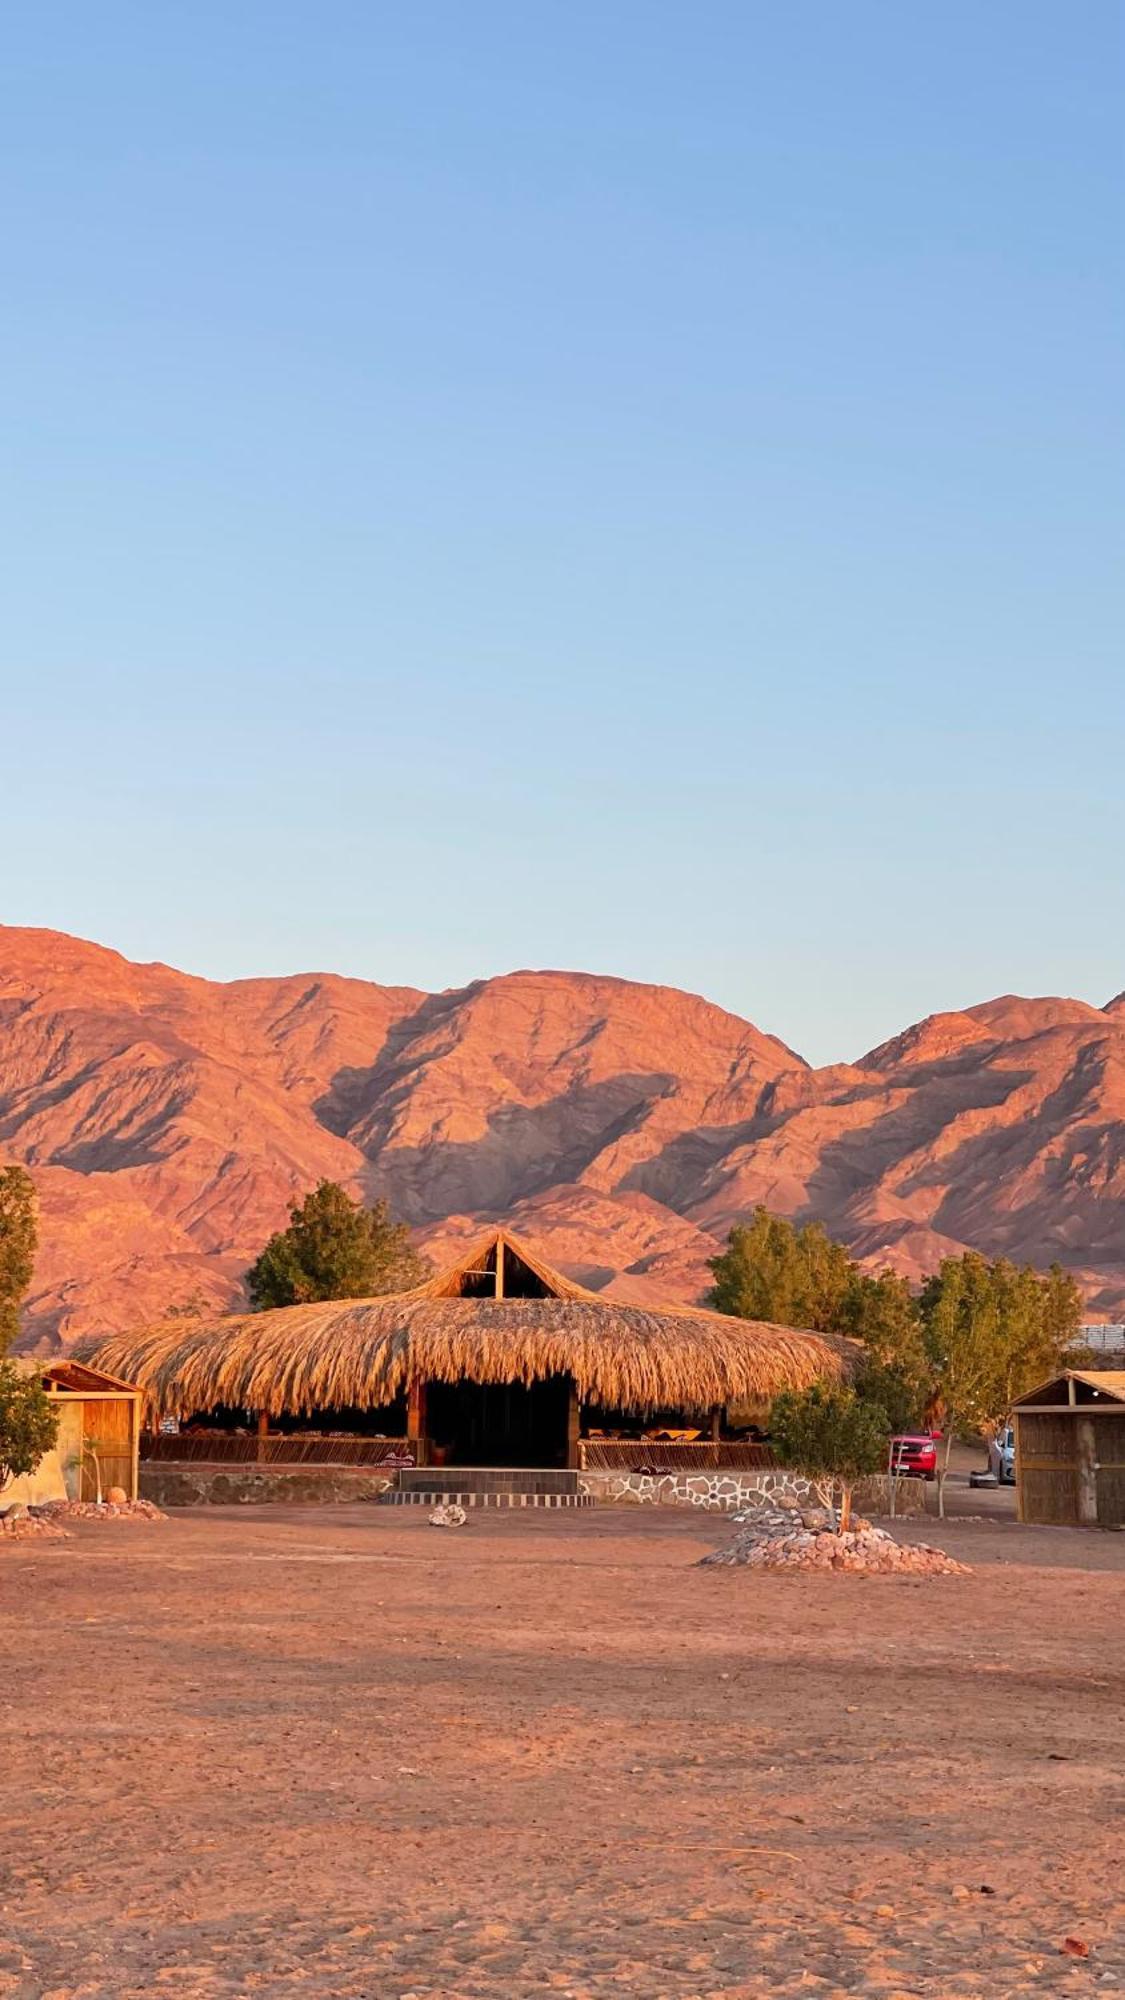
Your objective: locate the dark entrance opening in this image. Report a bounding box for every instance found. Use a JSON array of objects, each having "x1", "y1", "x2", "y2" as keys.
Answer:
[{"x1": 427, "y1": 1376, "x2": 571, "y2": 1467}]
